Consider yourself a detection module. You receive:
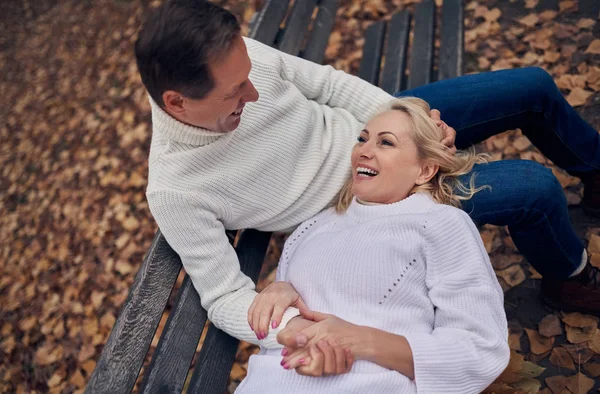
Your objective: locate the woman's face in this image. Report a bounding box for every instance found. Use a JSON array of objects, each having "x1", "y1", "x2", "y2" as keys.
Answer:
[{"x1": 351, "y1": 110, "x2": 431, "y2": 204}]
